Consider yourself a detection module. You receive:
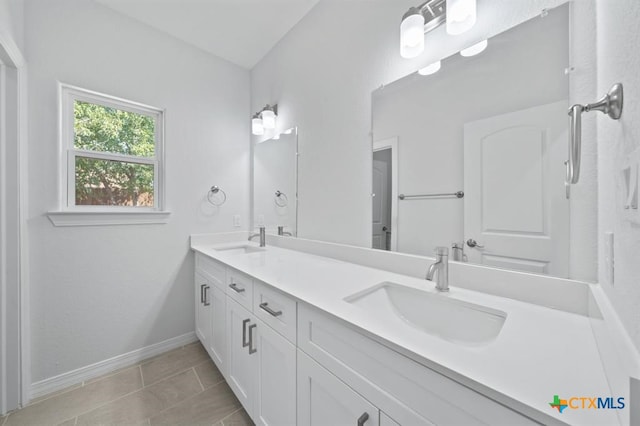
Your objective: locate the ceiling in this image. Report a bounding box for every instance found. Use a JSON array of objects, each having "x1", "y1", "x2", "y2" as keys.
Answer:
[{"x1": 95, "y1": 0, "x2": 320, "y2": 69}]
